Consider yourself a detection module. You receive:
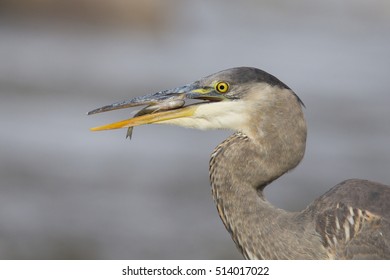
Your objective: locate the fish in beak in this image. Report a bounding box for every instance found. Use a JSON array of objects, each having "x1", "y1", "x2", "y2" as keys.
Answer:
[{"x1": 87, "y1": 82, "x2": 229, "y2": 138}]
